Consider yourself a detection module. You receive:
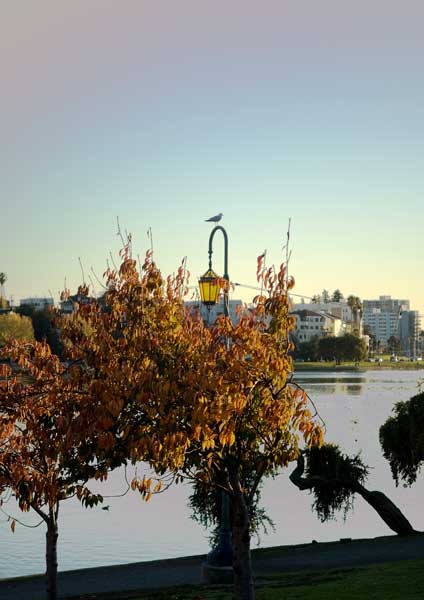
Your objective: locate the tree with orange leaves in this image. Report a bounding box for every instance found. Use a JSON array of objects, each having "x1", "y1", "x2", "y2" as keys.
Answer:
[
  {"x1": 58, "y1": 246, "x2": 323, "y2": 600},
  {"x1": 0, "y1": 344, "x2": 109, "y2": 600}
]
